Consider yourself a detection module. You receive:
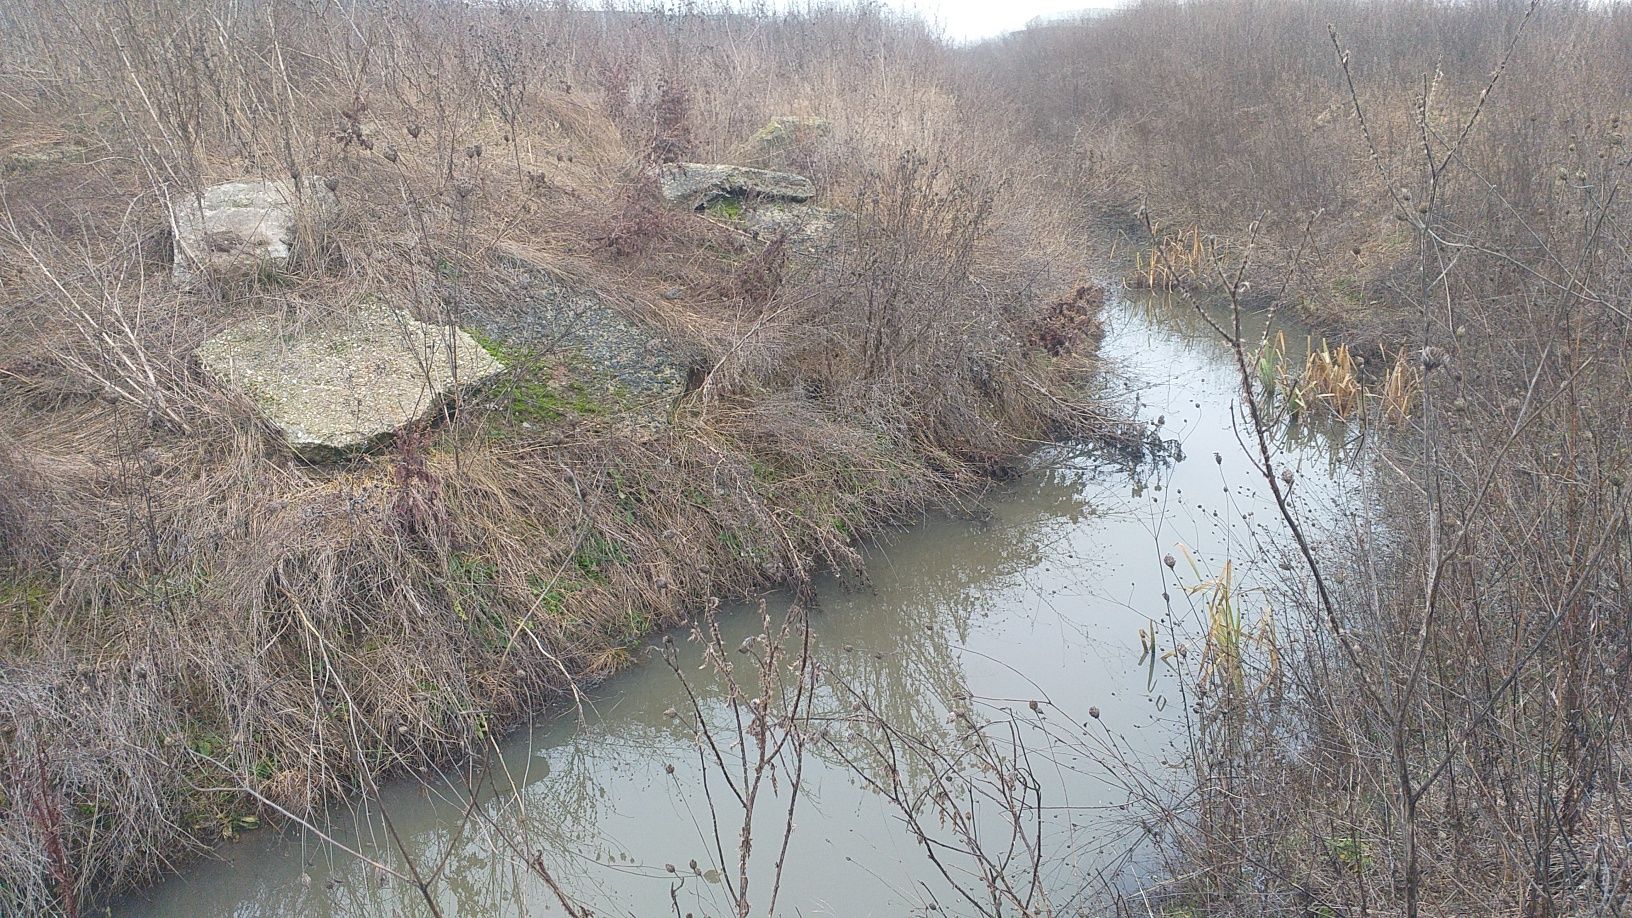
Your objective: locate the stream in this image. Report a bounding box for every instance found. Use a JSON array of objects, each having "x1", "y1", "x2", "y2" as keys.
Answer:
[{"x1": 116, "y1": 289, "x2": 1355, "y2": 916}]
